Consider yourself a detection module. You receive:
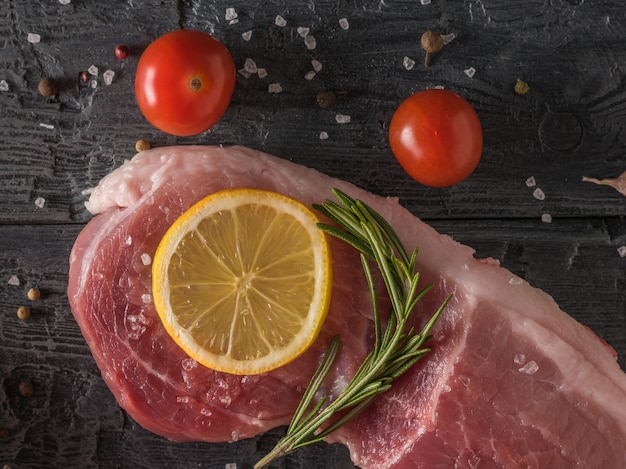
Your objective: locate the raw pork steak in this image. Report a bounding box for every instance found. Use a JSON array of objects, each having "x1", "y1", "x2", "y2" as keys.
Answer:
[{"x1": 68, "y1": 146, "x2": 626, "y2": 468}]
